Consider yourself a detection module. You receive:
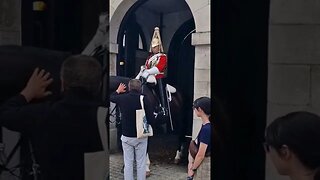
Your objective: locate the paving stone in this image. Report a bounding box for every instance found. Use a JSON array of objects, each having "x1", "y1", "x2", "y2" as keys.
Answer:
[{"x1": 110, "y1": 152, "x2": 187, "y2": 180}]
